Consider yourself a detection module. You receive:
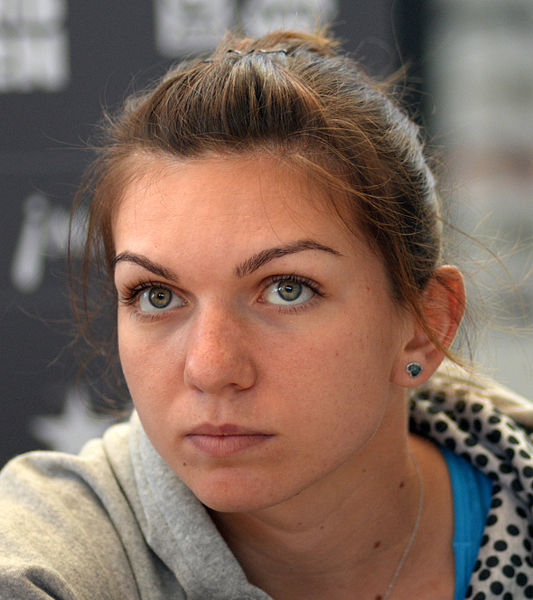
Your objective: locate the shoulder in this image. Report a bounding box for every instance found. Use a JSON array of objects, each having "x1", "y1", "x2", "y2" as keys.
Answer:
[{"x1": 0, "y1": 422, "x2": 143, "y2": 600}]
